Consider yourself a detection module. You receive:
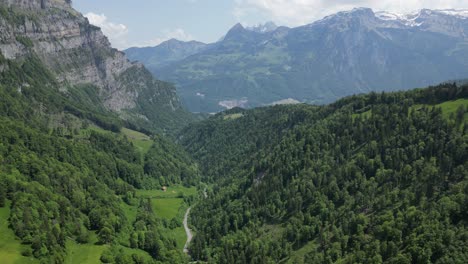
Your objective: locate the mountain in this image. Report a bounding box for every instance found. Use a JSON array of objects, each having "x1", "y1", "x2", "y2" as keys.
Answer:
[
  {"x1": 180, "y1": 83, "x2": 468, "y2": 263},
  {"x1": 0, "y1": 2, "x2": 467, "y2": 263},
  {"x1": 0, "y1": 0, "x2": 195, "y2": 134},
  {"x1": 125, "y1": 39, "x2": 208, "y2": 71},
  {"x1": 246, "y1": 21, "x2": 279, "y2": 33},
  {"x1": 132, "y1": 8, "x2": 468, "y2": 112},
  {"x1": 0, "y1": 1, "x2": 204, "y2": 263}
]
